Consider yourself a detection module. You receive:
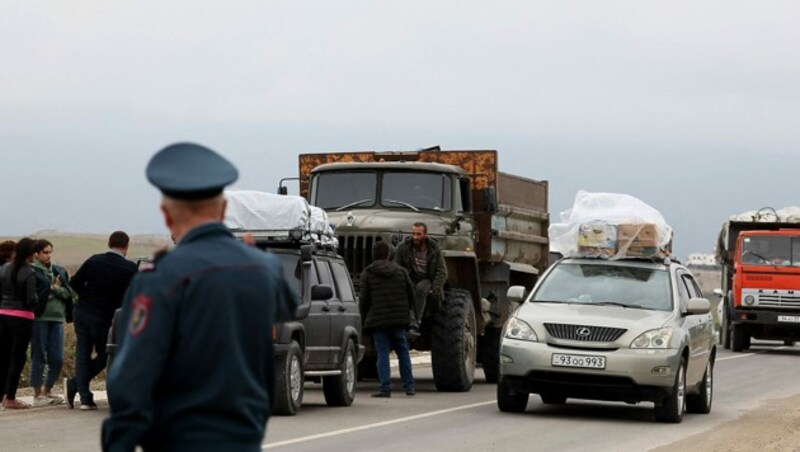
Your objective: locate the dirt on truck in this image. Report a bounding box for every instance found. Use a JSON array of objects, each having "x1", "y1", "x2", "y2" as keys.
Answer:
[
  {"x1": 716, "y1": 207, "x2": 800, "y2": 352},
  {"x1": 291, "y1": 146, "x2": 549, "y2": 391}
]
